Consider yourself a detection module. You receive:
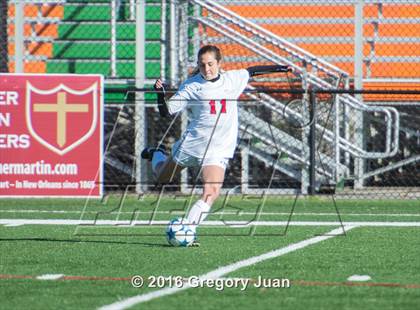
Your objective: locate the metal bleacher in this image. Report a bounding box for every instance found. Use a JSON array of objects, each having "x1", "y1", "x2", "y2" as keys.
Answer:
[
  {"x1": 183, "y1": 0, "x2": 412, "y2": 192},
  {"x1": 214, "y1": 0, "x2": 420, "y2": 80}
]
